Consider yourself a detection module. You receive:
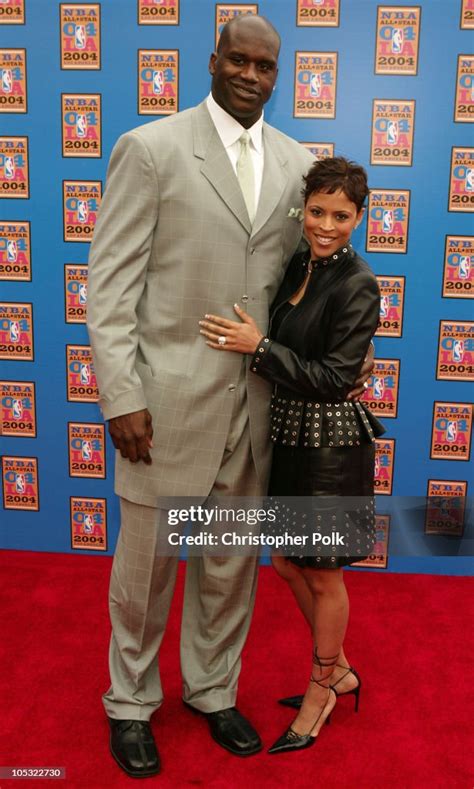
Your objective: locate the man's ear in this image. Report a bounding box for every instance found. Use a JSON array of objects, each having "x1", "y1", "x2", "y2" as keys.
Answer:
[{"x1": 209, "y1": 52, "x2": 217, "y2": 75}]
